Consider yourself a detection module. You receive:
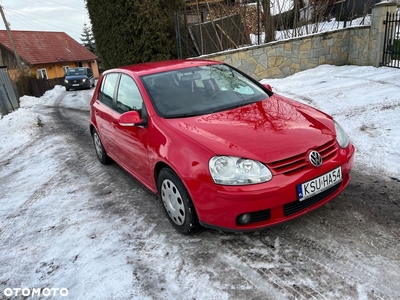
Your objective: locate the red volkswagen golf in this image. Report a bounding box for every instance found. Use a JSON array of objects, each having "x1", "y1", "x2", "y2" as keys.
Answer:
[{"x1": 89, "y1": 59, "x2": 355, "y2": 235}]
